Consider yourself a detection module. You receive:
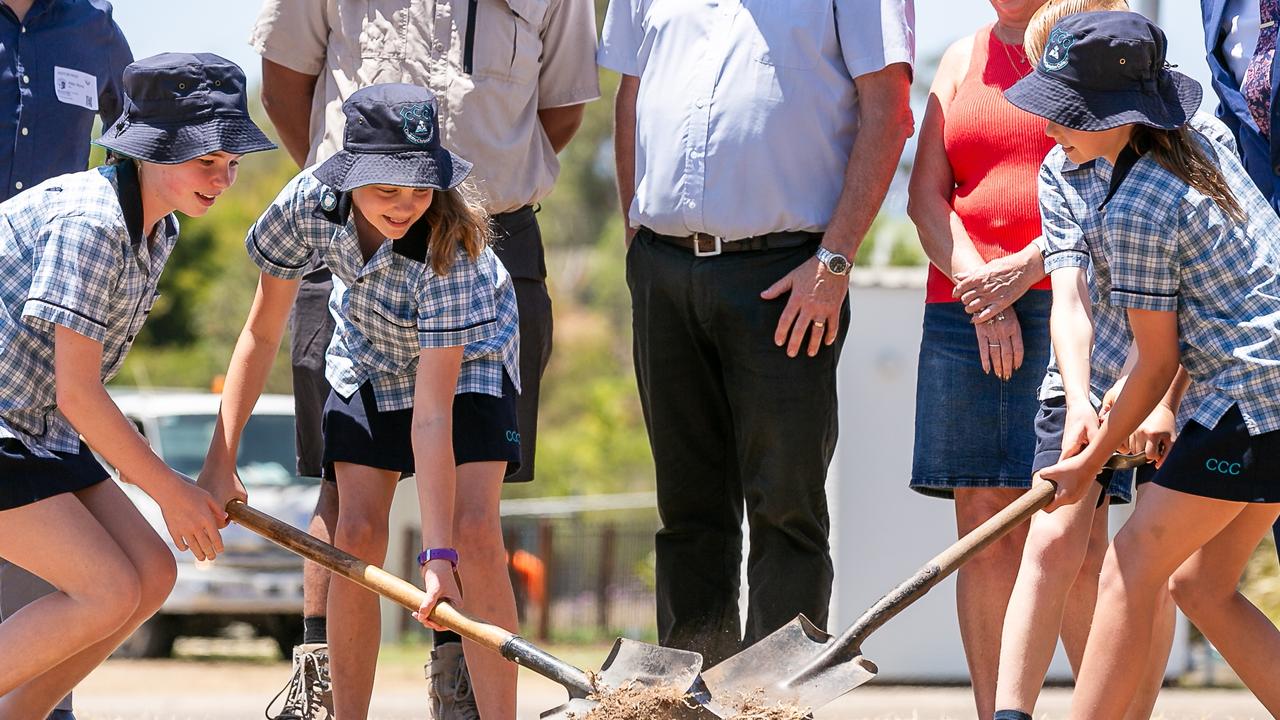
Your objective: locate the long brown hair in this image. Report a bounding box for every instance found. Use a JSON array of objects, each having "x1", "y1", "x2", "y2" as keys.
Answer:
[
  {"x1": 1128, "y1": 125, "x2": 1246, "y2": 223},
  {"x1": 423, "y1": 182, "x2": 489, "y2": 275}
]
